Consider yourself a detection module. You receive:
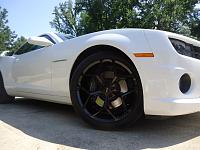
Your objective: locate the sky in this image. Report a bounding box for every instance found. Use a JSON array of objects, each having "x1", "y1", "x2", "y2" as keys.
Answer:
[
  {"x1": 0, "y1": 1, "x2": 199, "y2": 38},
  {"x1": 0, "y1": 0, "x2": 71, "y2": 37}
]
